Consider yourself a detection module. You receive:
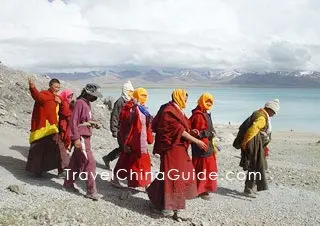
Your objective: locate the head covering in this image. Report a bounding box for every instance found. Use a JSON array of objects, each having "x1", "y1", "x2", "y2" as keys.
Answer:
[
  {"x1": 265, "y1": 99, "x2": 280, "y2": 115},
  {"x1": 121, "y1": 81, "x2": 134, "y2": 101},
  {"x1": 172, "y1": 89, "x2": 187, "y2": 110},
  {"x1": 60, "y1": 89, "x2": 73, "y2": 103},
  {"x1": 198, "y1": 92, "x2": 214, "y2": 111},
  {"x1": 84, "y1": 83, "x2": 103, "y2": 98},
  {"x1": 133, "y1": 88, "x2": 148, "y2": 105}
]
